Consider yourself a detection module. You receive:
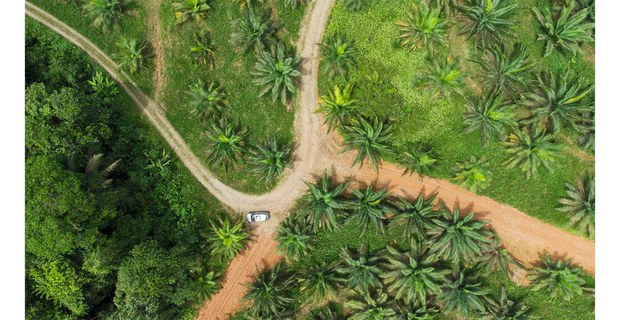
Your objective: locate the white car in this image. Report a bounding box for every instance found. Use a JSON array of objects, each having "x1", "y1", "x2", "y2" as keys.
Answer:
[{"x1": 246, "y1": 211, "x2": 270, "y2": 223}]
